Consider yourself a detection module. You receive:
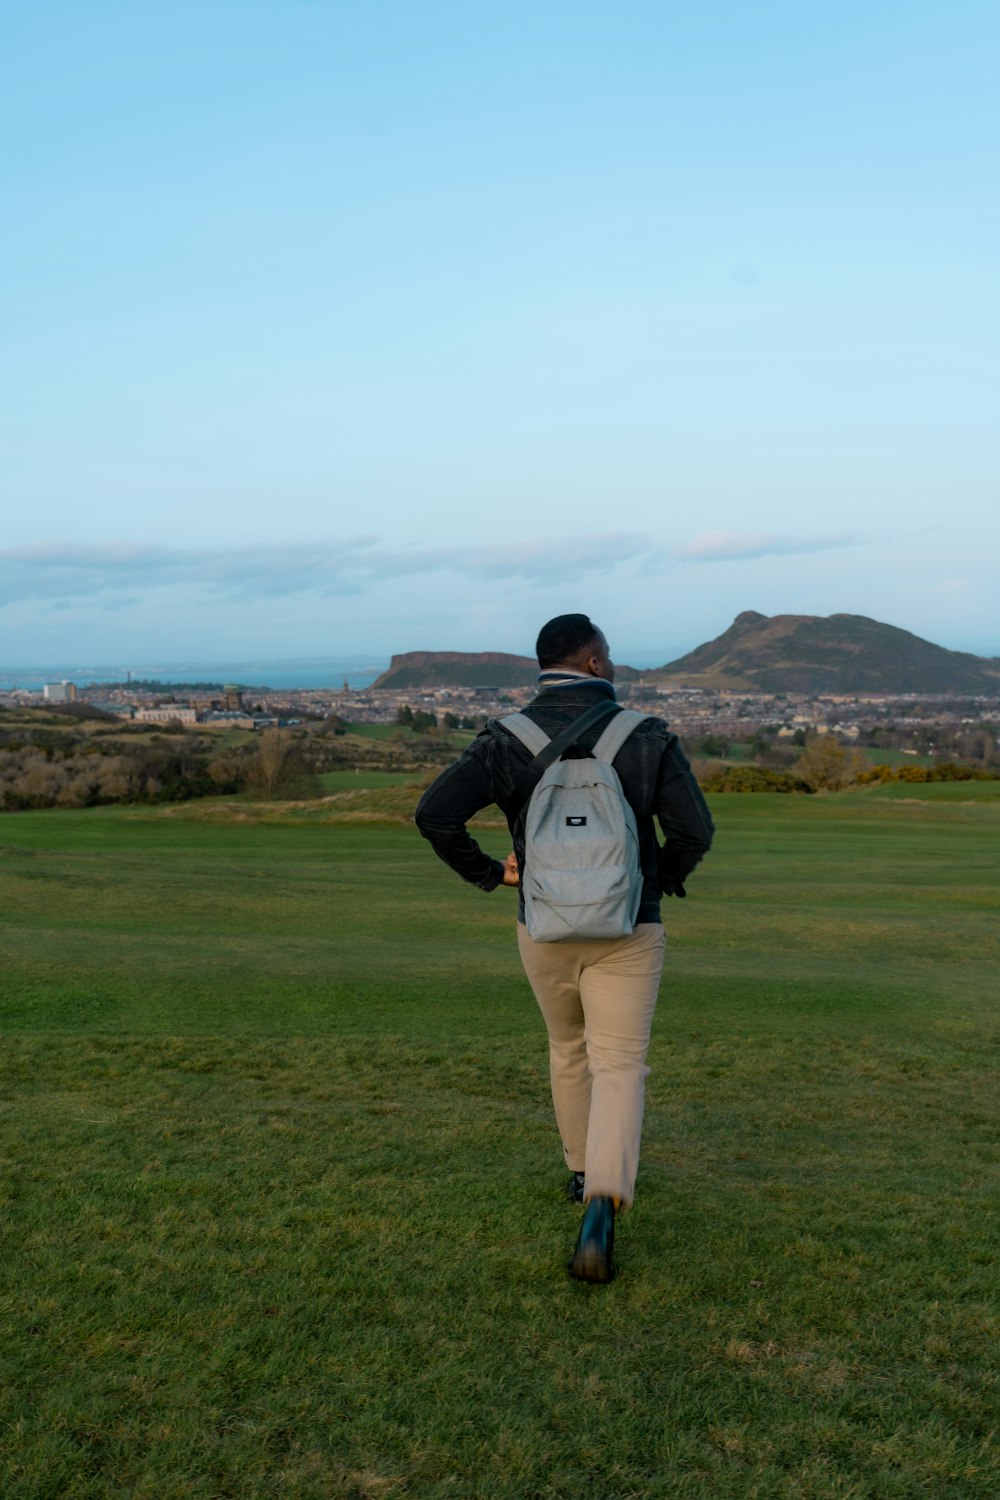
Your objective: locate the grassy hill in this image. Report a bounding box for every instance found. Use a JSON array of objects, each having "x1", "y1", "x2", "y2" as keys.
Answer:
[{"x1": 649, "y1": 611, "x2": 1000, "y2": 693}]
